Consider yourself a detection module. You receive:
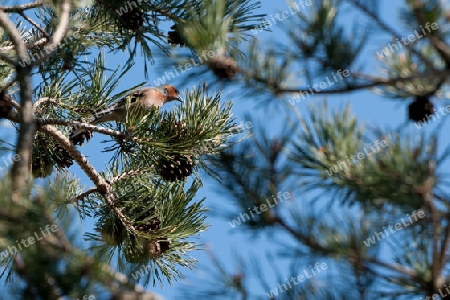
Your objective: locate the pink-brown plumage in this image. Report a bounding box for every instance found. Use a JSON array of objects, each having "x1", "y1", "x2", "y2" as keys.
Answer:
[{"x1": 70, "y1": 84, "x2": 182, "y2": 145}]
